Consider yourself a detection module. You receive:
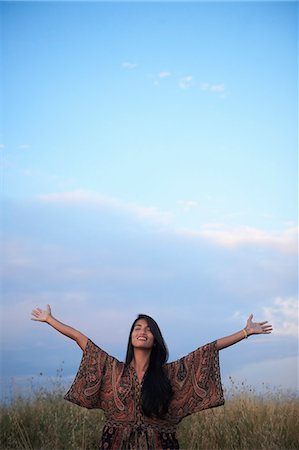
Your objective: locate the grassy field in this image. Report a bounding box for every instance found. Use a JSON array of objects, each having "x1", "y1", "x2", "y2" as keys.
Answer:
[{"x1": 1, "y1": 377, "x2": 298, "y2": 450}]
